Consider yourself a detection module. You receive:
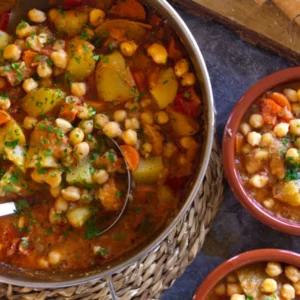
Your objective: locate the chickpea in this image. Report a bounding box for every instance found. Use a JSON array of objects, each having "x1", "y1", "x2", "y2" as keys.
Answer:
[
  {"x1": 26, "y1": 34, "x2": 47, "y2": 51},
  {"x1": 18, "y1": 216, "x2": 25, "y2": 229},
  {"x1": 31, "y1": 169, "x2": 46, "y2": 184},
  {"x1": 249, "y1": 173, "x2": 268, "y2": 188},
  {"x1": 38, "y1": 258, "x2": 49, "y2": 269},
  {"x1": 55, "y1": 197, "x2": 69, "y2": 213},
  {"x1": 281, "y1": 283, "x2": 295, "y2": 299},
  {"x1": 81, "y1": 189, "x2": 93, "y2": 203},
  {"x1": 226, "y1": 274, "x2": 238, "y2": 283},
  {"x1": 239, "y1": 123, "x2": 251, "y2": 136},
  {"x1": 241, "y1": 144, "x2": 253, "y2": 154},
  {"x1": 0, "y1": 77, "x2": 6, "y2": 90},
  {"x1": 286, "y1": 148, "x2": 300, "y2": 163},
  {"x1": 214, "y1": 283, "x2": 226, "y2": 295},
  {"x1": 274, "y1": 122, "x2": 290, "y2": 137},
  {"x1": 140, "y1": 111, "x2": 154, "y2": 125},
  {"x1": 141, "y1": 142, "x2": 153, "y2": 158},
  {"x1": 28, "y1": 9, "x2": 47, "y2": 23},
  {"x1": 37, "y1": 61, "x2": 53, "y2": 78},
  {"x1": 103, "y1": 121, "x2": 122, "y2": 138},
  {"x1": 69, "y1": 128, "x2": 84, "y2": 145},
  {"x1": 50, "y1": 49, "x2": 68, "y2": 69},
  {"x1": 284, "y1": 88, "x2": 298, "y2": 102},
  {"x1": 84, "y1": 28, "x2": 95, "y2": 40},
  {"x1": 155, "y1": 111, "x2": 169, "y2": 124},
  {"x1": 245, "y1": 160, "x2": 261, "y2": 174},
  {"x1": 89, "y1": 9, "x2": 105, "y2": 27},
  {"x1": 227, "y1": 283, "x2": 243, "y2": 296},
  {"x1": 147, "y1": 43, "x2": 168, "y2": 64},
  {"x1": 122, "y1": 129, "x2": 138, "y2": 146},
  {"x1": 3, "y1": 44, "x2": 21, "y2": 61},
  {"x1": 120, "y1": 41, "x2": 138, "y2": 57},
  {"x1": 230, "y1": 296, "x2": 245, "y2": 300},
  {"x1": 55, "y1": 118, "x2": 73, "y2": 134},
  {"x1": 181, "y1": 72, "x2": 196, "y2": 86},
  {"x1": 23, "y1": 78, "x2": 38, "y2": 93},
  {"x1": 79, "y1": 120, "x2": 94, "y2": 134},
  {"x1": 53, "y1": 40, "x2": 66, "y2": 51},
  {"x1": 95, "y1": 113, "x2": 109, "y2": 129},
  {"x1": 14, "y1": 39, "x2": 26, "y2": 51},
  {"x1": 249, "y1": 114, "x2": 264, "y2": 129},
  {"x1": 163, "y1": 142, "x2": 177, "y2": 158},
  {"x1": 290, "y1": 119, "x2": 300, "y2": 136},
  {"x1": 77, "y1": 106, "x2": 90, "y2": 119},
  {"x1": 247, "y1": 131, "x2": 262, "y2": 146},
  {"x1": 45, "y1": 169, "x2": 62, "y2": 188},
  {"x1": 285, "y1": 266, "x2": 300, "y2": 283},
  {"x1": 61, "y1": 186, "x2": 81, "y2": 201},
  {"x1": 140, "y1": 98, "x2": 152, "y2": 108},
  {"x1": 53, "y1": 66, "x2": 64, "y2": 77},
  {"x1": 174, "y1": 58, "x2": 189, "y2": 77},
  {"x1": 261, "y1": 278, "x2": 277, "y2": 293},
  {"x1": 23, "y1": 116, "x2": 37, "y2": 130},
  {"x1": 180, "y1": 136, "x2": 198, "y2": 149},
  {"x1": 254, "y1": 149, "x2": 269, "y2": 160},
  {"x1": 125, "y1": 101, "x2": 140, "y2": 112},
  {"x1": 93, "y1": 169, "x2": 109, "y2": 185},
  {"x1": 0, "y1": 96, "x2": 11, "y2": 111},
  {"x1": 16, "y1": 21, "x2": 35, "y2": 38},
  {"x1": 74, "y1": 142, "x2": 90, "y2": 161},
  {"x1": 50, "y1": 186, "x2": 62, "y2": 198},
  {"x1": 66, "y1": 95, "x2": 80, "y2": 105},
  {"x1": 71, "y1": 82, "x2": 86, "y2": 97},
  {"x1": 293, "y1": 281, "x2": 300, "y2": 295},
  {"x1": 260, "y1": 133, "x2": 273, "y2": 147},
  {"x1": 48, "y1": 250, "x2": 62, "y2": 265},
  {"x1": 263, "y1": 198, "x2": 275, "y2": 209},
  {"x1": 113, "y1": 110, "x2": 127, "y2": 123},
  {"x1": 266, "y1": 262, "x2": 283, "y2": 277},
  {"x1": 125, "y1": 118, "x2": 140, "y2": 130}
]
